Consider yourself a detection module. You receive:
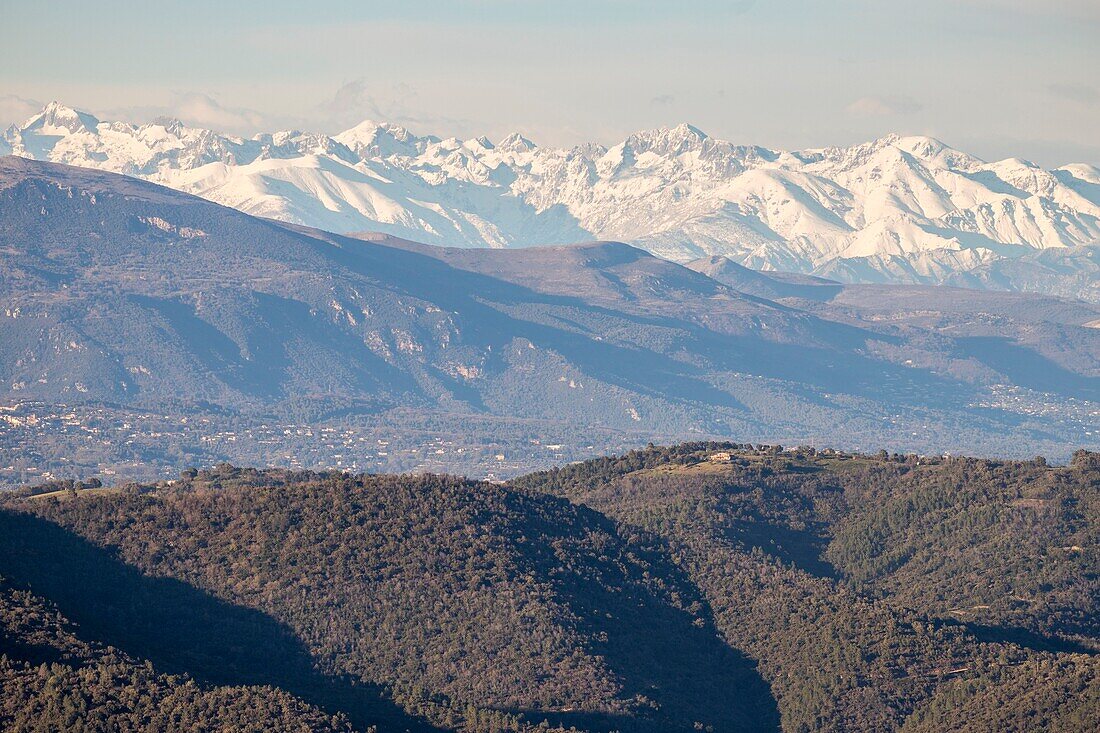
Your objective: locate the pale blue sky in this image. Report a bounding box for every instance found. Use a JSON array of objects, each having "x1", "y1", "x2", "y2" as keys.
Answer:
[{"x1": 2, "y1": 0, "x2": 1098, "y2": 165}]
